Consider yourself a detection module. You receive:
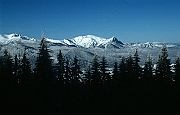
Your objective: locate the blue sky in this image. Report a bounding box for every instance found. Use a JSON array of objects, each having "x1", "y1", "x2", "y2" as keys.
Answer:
[{"x1": 1, "y1": 0, "x2": 180, "y2": 43}]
